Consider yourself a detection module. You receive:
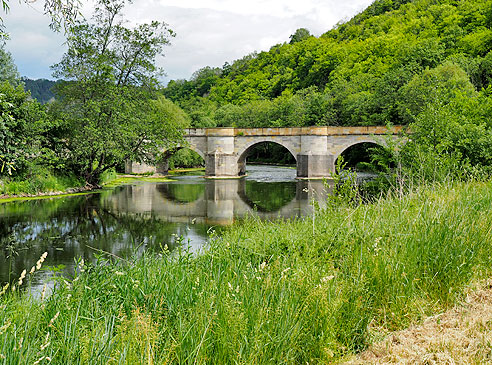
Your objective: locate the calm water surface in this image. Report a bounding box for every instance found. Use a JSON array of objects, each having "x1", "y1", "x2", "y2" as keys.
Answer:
[{"x1": 0, "y1": 166, "x2": 330, "y2": 291}]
